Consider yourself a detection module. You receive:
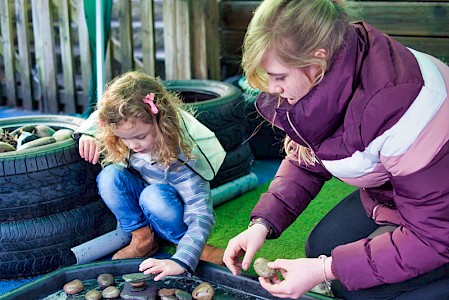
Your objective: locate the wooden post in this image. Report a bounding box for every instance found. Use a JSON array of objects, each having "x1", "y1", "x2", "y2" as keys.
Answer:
[
  {"x1": 15, "y1": 0, "x2": 33, "y2": 110},
  {"x1": 205, "y1": 0, "x2": 220, "y2": 80},
  {"x1": 191, "y1": 0, "x2": 220, "y2": 80},
  {"x1": 31, "y1": 0, "x2": 58, "y2": 113},
  {"x1": 0, "y1": 0, "x2": 17, "y2": 106},
  {"x1": 57, "y1": 0, "x2": 76, "y2": 114},
  {"x1": 140, "y1": 0, "x2": 156, "y2": 76},
  {"x1": 76, "y1": 0, "x2": 92, "y2": 113},
  {"x1": 119, "y1": 0, "x2": 134, "y2": 72},
  {"x1": 163, "y1": 0, "x2": 191, "y2": 80}
]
